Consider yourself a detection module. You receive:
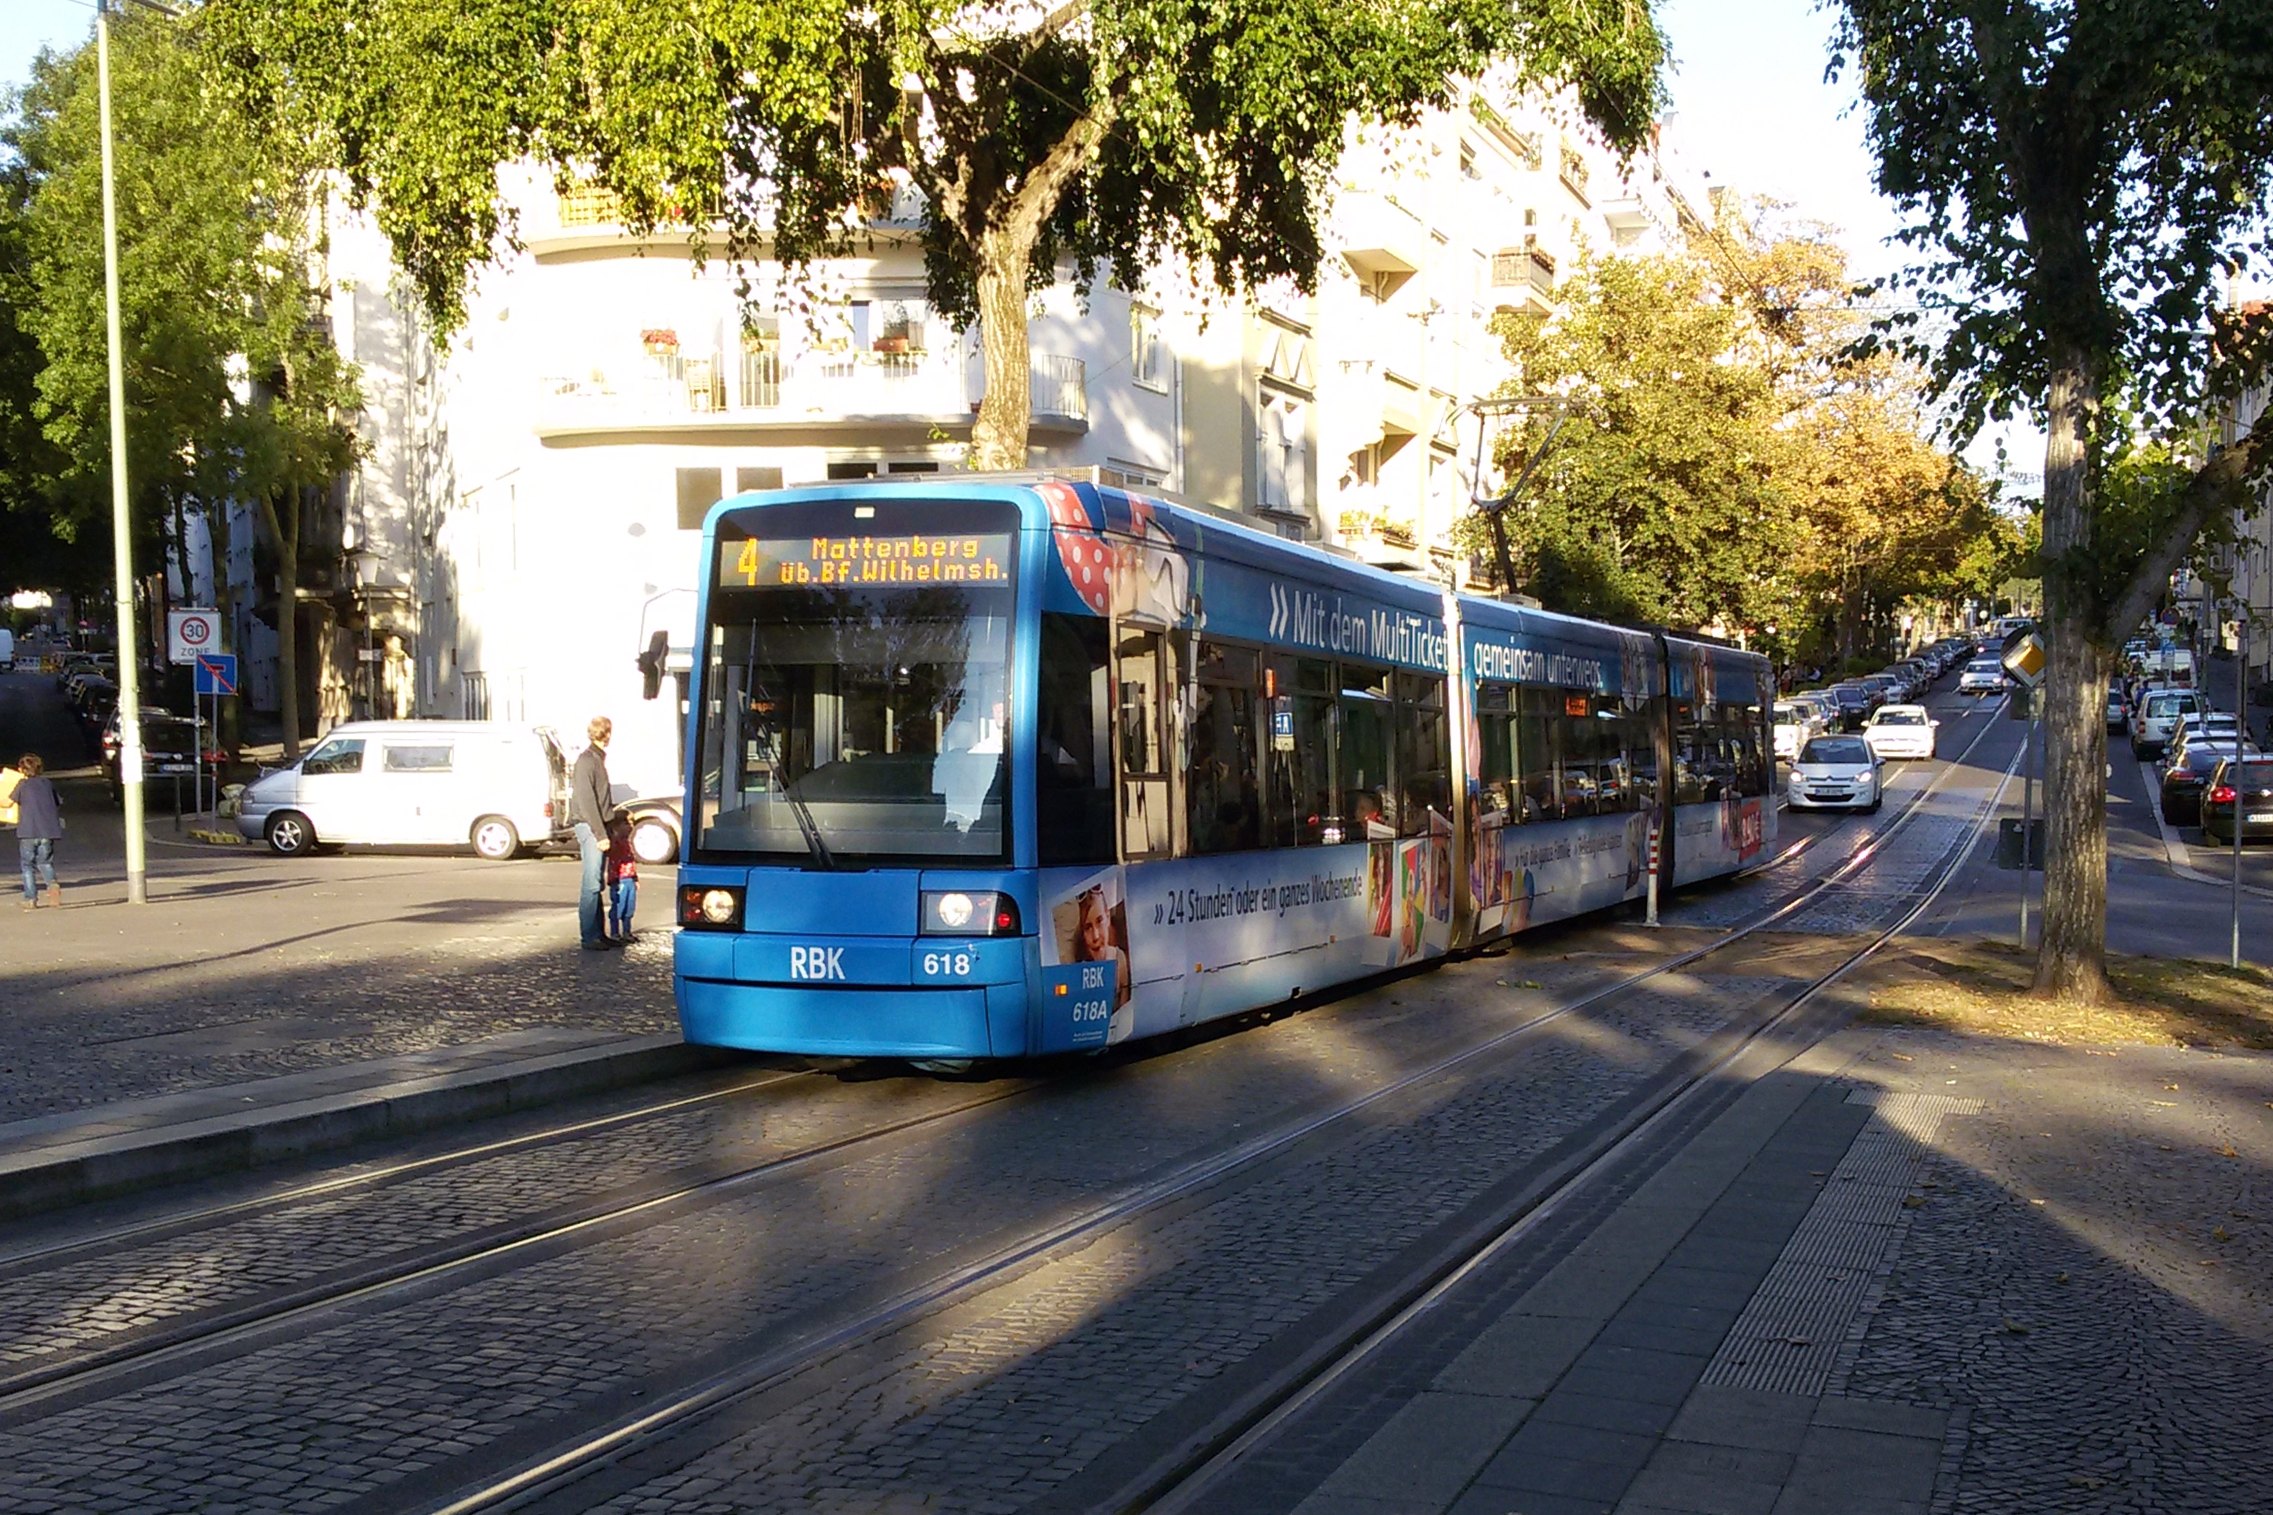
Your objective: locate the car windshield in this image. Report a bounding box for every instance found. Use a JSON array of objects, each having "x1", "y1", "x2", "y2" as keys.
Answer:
[
  {"x1": 1874, "y1": 710, "x2": 1926, "y2": 726},
  {"x1": 693, "y1": 502, "x2": 1019, "y2": 865},
  {"x1": 1833, "y1": 688, "x2": 1867, "y2": 705},
  {"x1": 1799, "y1": 737, "x2": 1871, "y2": 765}
]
